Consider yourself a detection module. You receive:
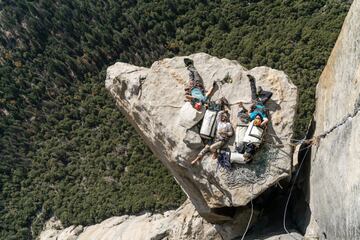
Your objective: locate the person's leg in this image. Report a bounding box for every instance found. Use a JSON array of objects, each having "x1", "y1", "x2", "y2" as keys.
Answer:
[
  {"x1": 184, "y1": 58, "x2": 193, "y2": 67},
  {"x1": 259, "y1": 90, "x2": 273, "y2": 104},
  {"x1": 209, "y1": 141, "x2": 224, "y2": 159},
  {"x1": 187, "y1": 64, "x2": 204, "y2": 88},
  {"x1": 191, "y1": 145, "x2": 210, "y2": 164},
  {"x1": 247, "y1": 74, "x2": 257, "y2": 101}
]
